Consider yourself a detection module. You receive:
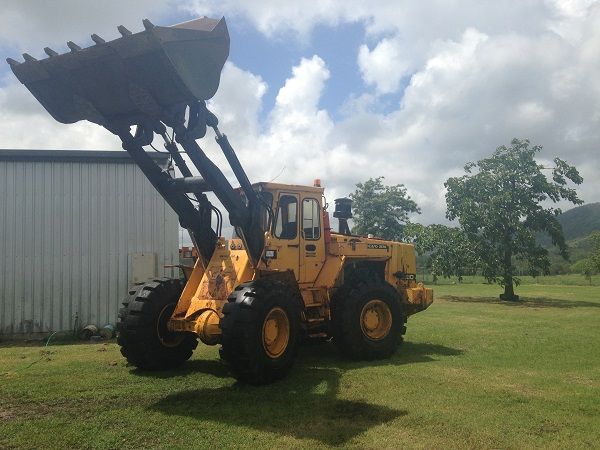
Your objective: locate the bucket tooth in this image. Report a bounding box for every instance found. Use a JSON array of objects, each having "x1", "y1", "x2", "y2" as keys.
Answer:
[
  {"x1": 91, "y1": 34, "x2": 105, "y2": 45},
  {"x1": 67, "y1": 41, "x2": 81, "y2": 52},
  {"x1": 44, "y1": 47, "x2": 58, "y2": 57},
  {"x1": 117, "y1": 25, "x2": 132, "y2": 36},
  {"x1": 142, "y1": 19, "x2": 154, "y2": 30},
  {"x1": 22, "y1": 53, "x2": 36, "y2": 62},
  {"x1": 6, "y1": 57, "x2": 20, "y2": 66}
]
